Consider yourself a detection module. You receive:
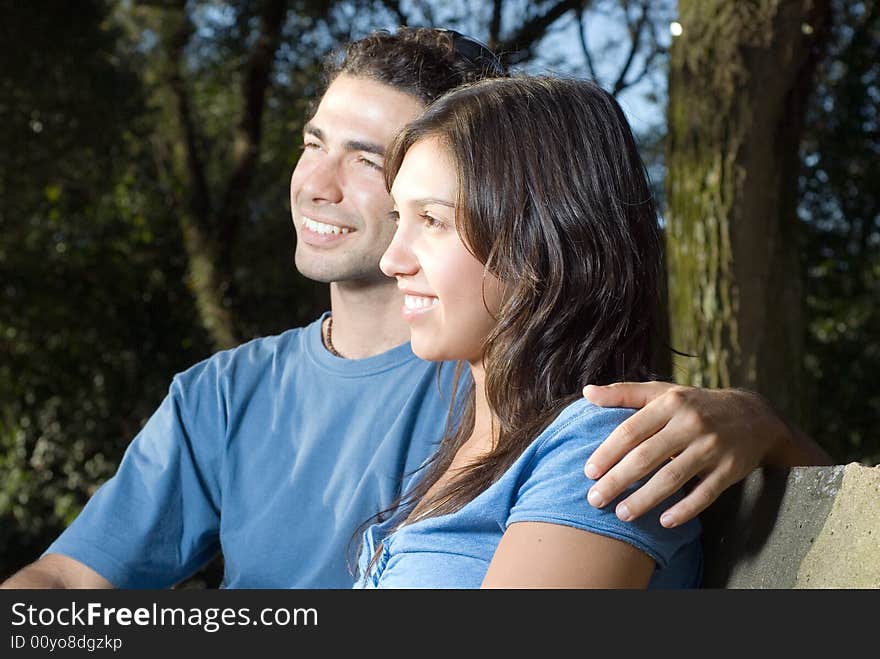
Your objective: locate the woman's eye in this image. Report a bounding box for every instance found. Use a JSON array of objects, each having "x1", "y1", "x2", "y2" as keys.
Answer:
[
  {"x1": 421, "y1": 213, "x2": 445, "y2": 230},
  {"x1": 388, "y1": 210, "x2": 400, "y2": 224}
]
